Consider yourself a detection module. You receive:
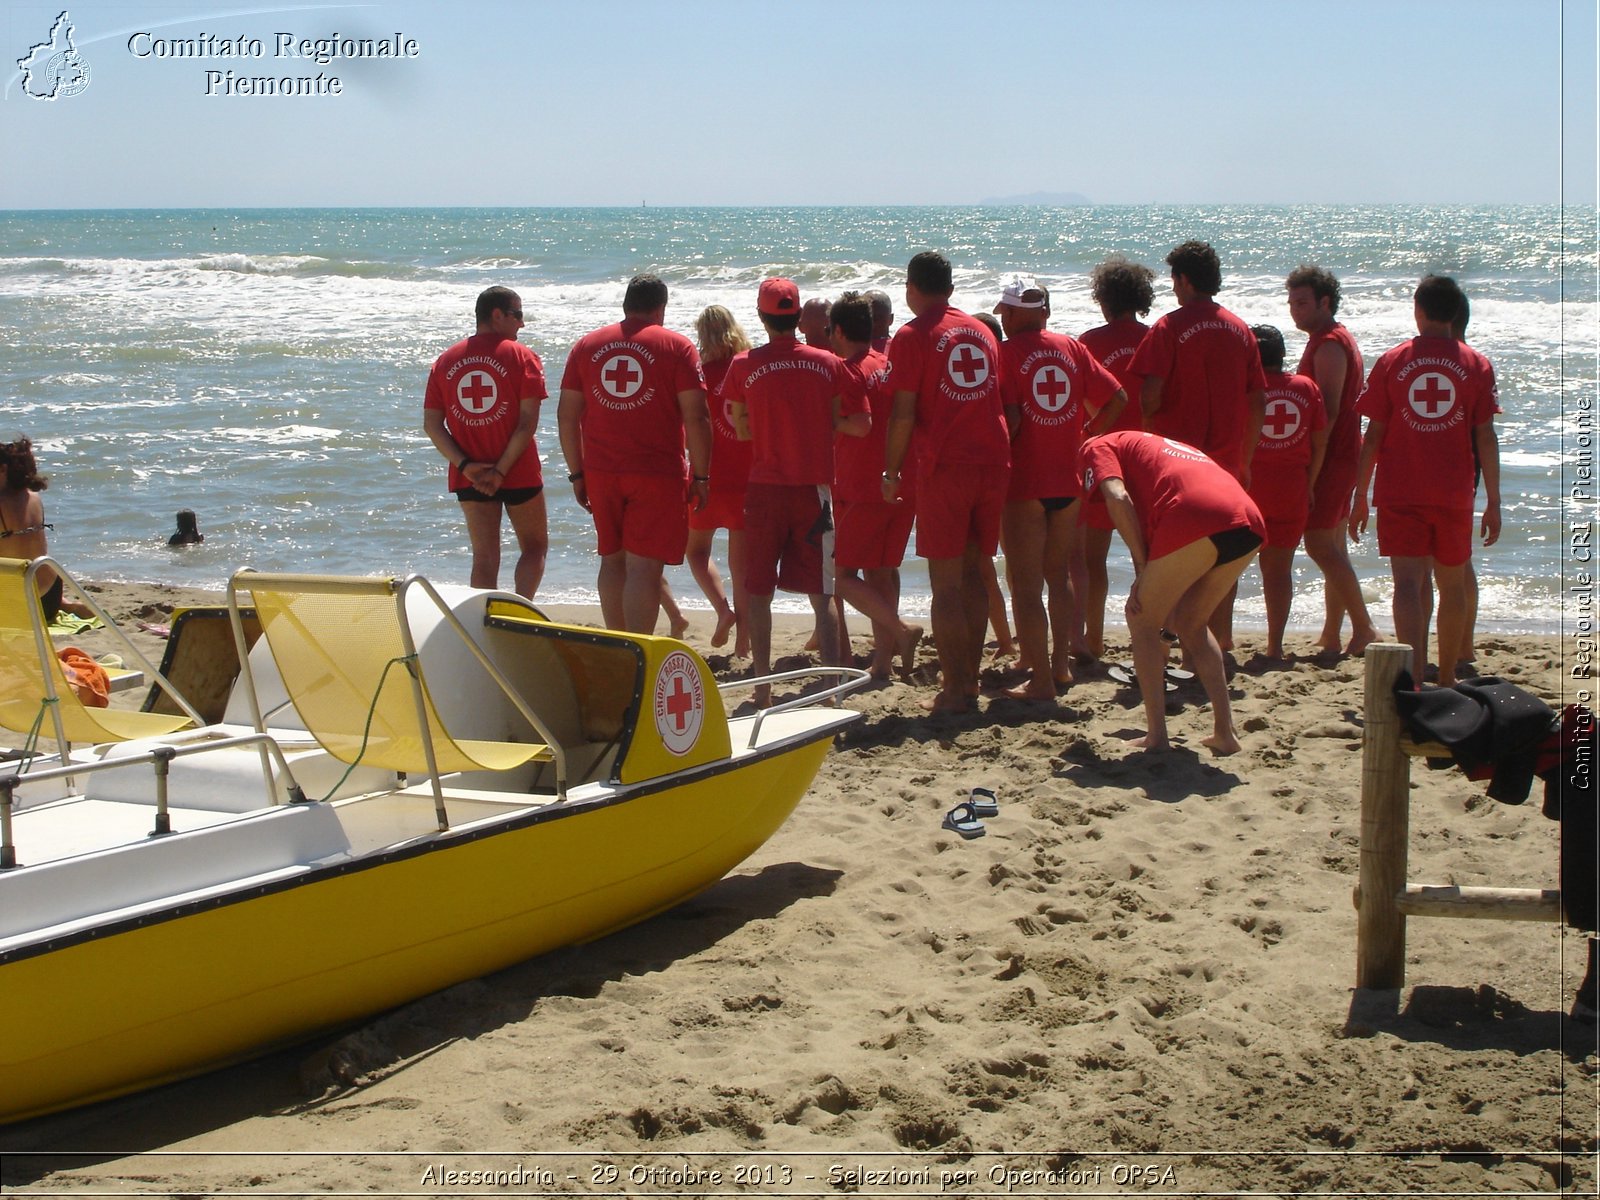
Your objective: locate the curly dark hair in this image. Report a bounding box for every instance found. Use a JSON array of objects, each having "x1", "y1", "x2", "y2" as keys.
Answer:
[
  {"x1": 1166, "y1": 240, "x2": 1222, "y2": 296},
  {"x1": 1090, "y1": 255, "x2": 1156, "y2": 318},
  {"x1": 1285, "y1": 263, "x2": 1342, "y2": 316},
  {"x1": 1, "y1": 437, "x2": 48, "y2": 492}
]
